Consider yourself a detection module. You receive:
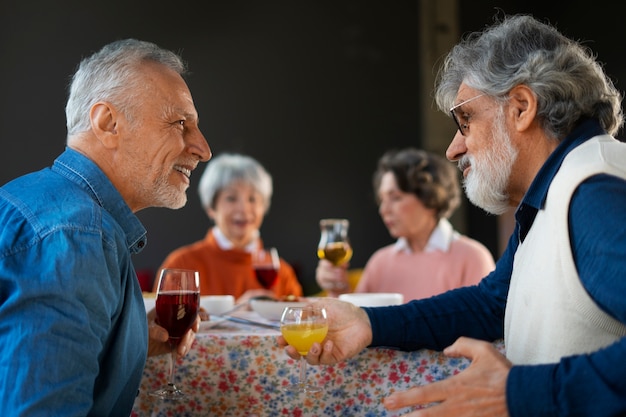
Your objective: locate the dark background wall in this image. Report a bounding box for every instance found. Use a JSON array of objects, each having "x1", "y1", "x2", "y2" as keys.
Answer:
[{"x1": 1, "y1": 1, "x2": 622, "y2": 294}]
